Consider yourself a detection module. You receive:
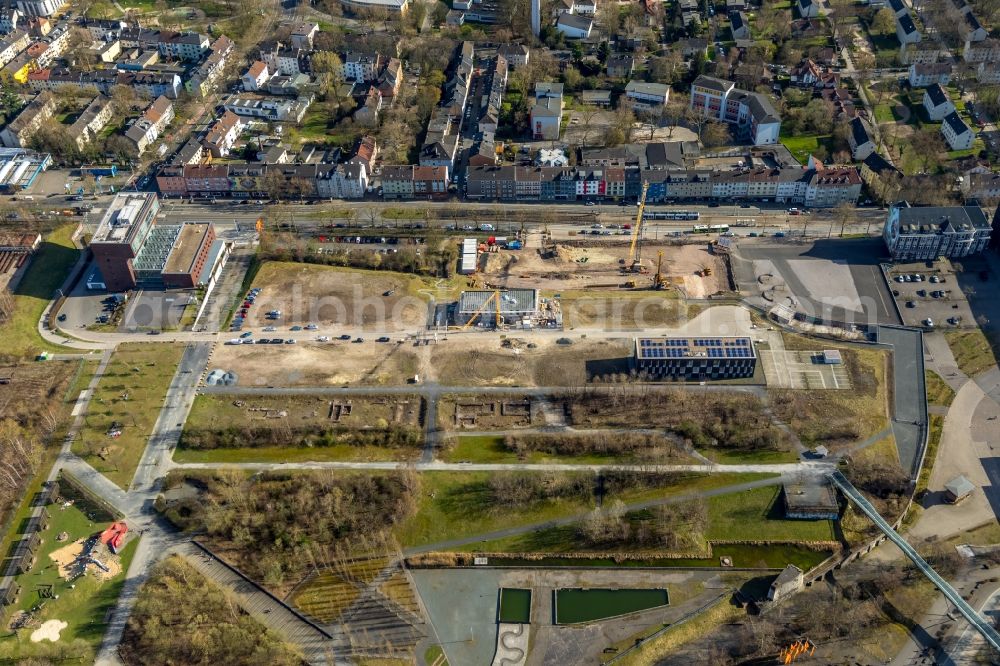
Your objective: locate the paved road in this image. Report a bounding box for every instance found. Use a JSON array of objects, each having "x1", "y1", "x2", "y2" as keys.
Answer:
[
  {"x1": 172, "y1": 460, "x2": 834, "y2": 474},
  {"x1": 130, "y1": 343, "x2": 212, "y2": 494}
]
